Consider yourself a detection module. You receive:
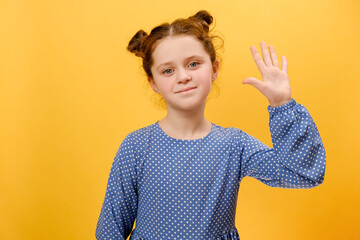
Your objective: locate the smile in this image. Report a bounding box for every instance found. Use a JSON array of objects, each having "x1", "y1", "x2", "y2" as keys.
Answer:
[{"x1": 175, "y1": 87, "x2": 197, "y2": 94}]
